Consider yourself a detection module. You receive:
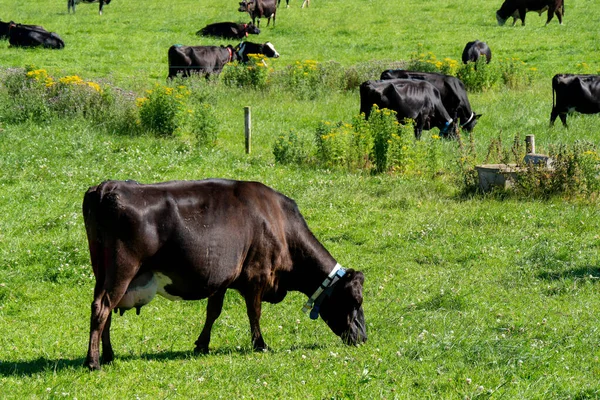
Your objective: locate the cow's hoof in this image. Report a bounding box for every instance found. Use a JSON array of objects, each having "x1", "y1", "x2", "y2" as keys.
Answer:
[
  {"x1": 194, "y1": 344, "x2": 209, "y2": 355},
  {"x1": 85, "y1": 359, "x2": 101, "y2": 371}
]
